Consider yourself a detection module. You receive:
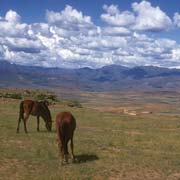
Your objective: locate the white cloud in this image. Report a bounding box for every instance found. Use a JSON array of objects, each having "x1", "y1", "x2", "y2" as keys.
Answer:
[
  {"x1": 102, "y1": 4, "x2": 119, "y2": 15},
  {"x1": 132, "y1": 1, "x2": 172, "y2": 32},
  {"x1": 103, "y1": 27, "x2": 131, "y2": 36},
  {"x1": 0, "y1": 21, "x2": 27, "y2": 37},
  {"x1": 101, "y1": 1, "x2": 172, "y2": 32},
  {"x1": 0, "y1": 3, "x2": 180, "y2": 69},
  {"x1": 0, "y1": 10, "x2": 28, "y2": 38},
  {"x1": 174, "y1": 12, "x2": 180, "y2": 28},
  {"x1": 46, "y1": 5, "x2": 94, "y2": 31},
  {"x1": 172, "y1": 48, "x2": 180, "y2": 60},
  {"x1": 5, "y1": 10, "x2": 21, "y2": 23},
  {"x1": 101, "y1": 5, "x2": 135, "y2": 27}
]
